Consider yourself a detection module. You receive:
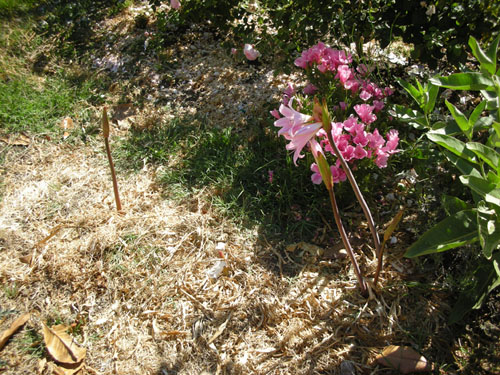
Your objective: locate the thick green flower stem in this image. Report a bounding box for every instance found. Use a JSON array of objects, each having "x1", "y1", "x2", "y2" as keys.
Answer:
[
  {"x1": 325, "y1": 131, "x2": 382, "y2": 272},
  {"x1": 328, "y1": 186, "x2": 368, "y2": 296}
]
